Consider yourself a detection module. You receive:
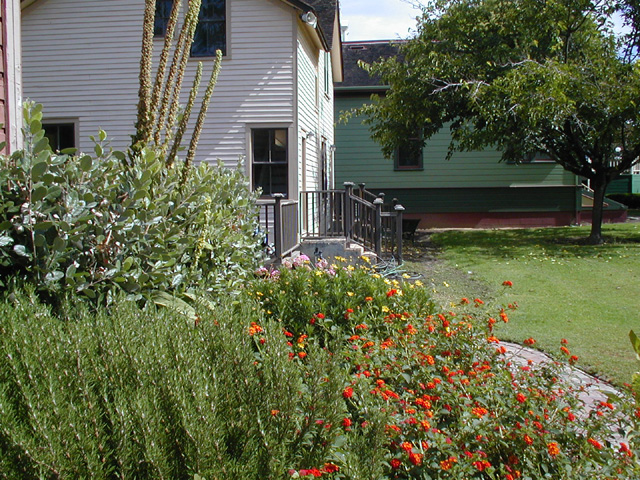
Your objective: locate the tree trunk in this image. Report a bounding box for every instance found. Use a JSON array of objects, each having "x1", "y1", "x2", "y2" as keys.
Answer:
[{"x1": 587, "y1": 178, "x2": 608, "y2": 245}]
